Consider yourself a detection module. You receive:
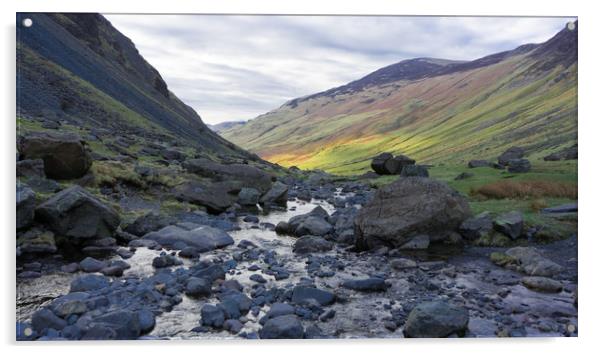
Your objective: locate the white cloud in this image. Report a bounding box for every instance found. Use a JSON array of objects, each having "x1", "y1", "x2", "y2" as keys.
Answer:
[{"x1": 104, "y1": 15, "x2": 574, "y2": 124}]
